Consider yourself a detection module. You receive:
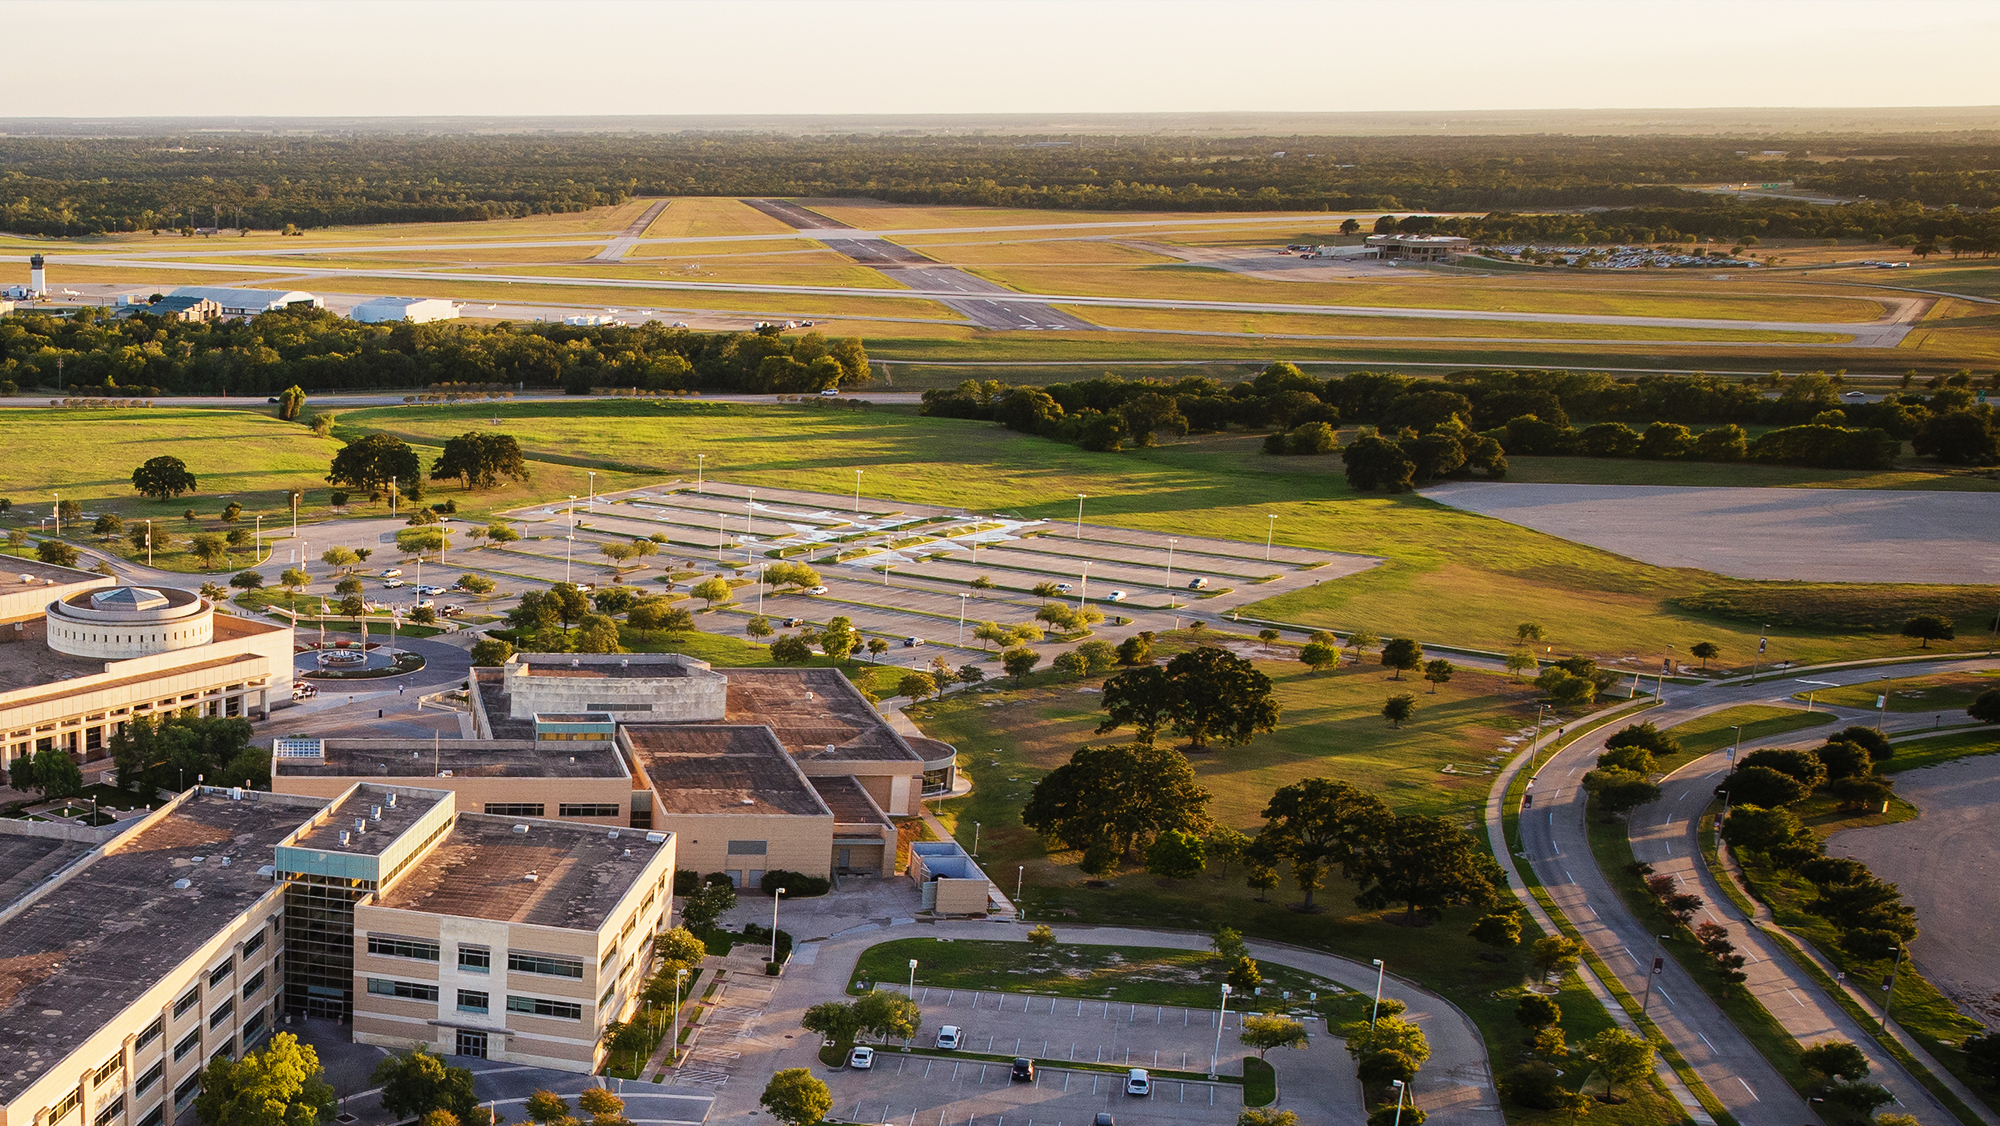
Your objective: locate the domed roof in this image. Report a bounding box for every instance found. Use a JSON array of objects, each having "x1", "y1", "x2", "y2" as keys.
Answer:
[{"x1": 89, "y1": 587, "x2": 169, "y2": 612}]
